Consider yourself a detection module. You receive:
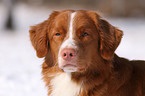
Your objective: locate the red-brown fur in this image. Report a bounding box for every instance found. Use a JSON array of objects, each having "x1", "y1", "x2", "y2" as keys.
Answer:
[{"x1": 29, "y1": 10, "x2": 145, "y2": 96}]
